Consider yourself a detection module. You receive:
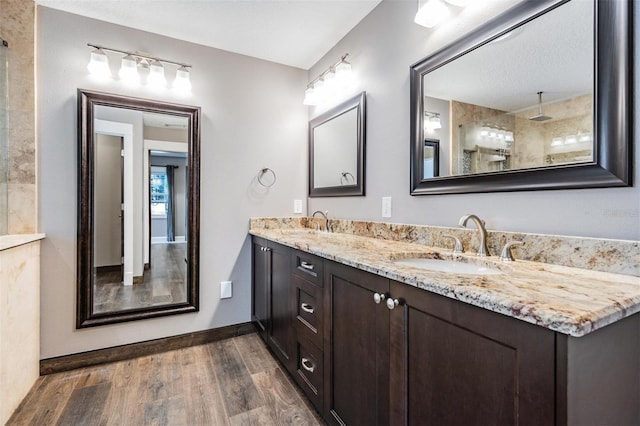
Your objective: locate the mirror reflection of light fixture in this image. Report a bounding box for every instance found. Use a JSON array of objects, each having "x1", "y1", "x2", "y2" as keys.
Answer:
[
  {"x1": 86, "y1": 43, "x2": 192, "y2": 92},
  {"x1": 414, "y1": 0, "x2": 450, "y2": 28},
  {"x1": 303, "y1": 53, "x2": 353, "y2": 106},
  {"x1": 424, "y1": 112, "x2": 442, "y2": 131}
]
